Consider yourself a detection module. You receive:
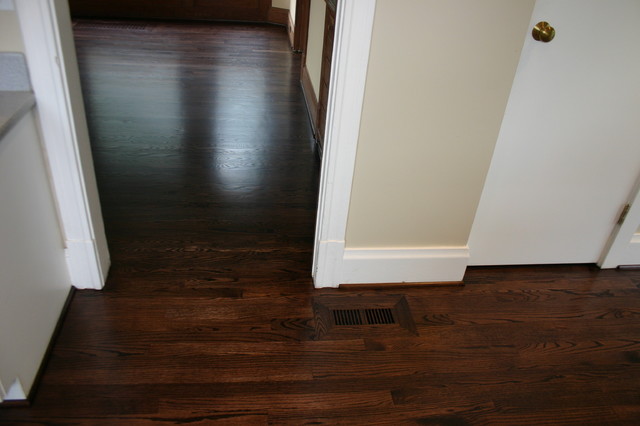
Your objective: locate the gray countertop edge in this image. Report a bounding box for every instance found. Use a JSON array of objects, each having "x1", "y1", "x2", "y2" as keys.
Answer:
[{"x1": 0, "y1": 91, "x2": 36, "y2": 142}]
